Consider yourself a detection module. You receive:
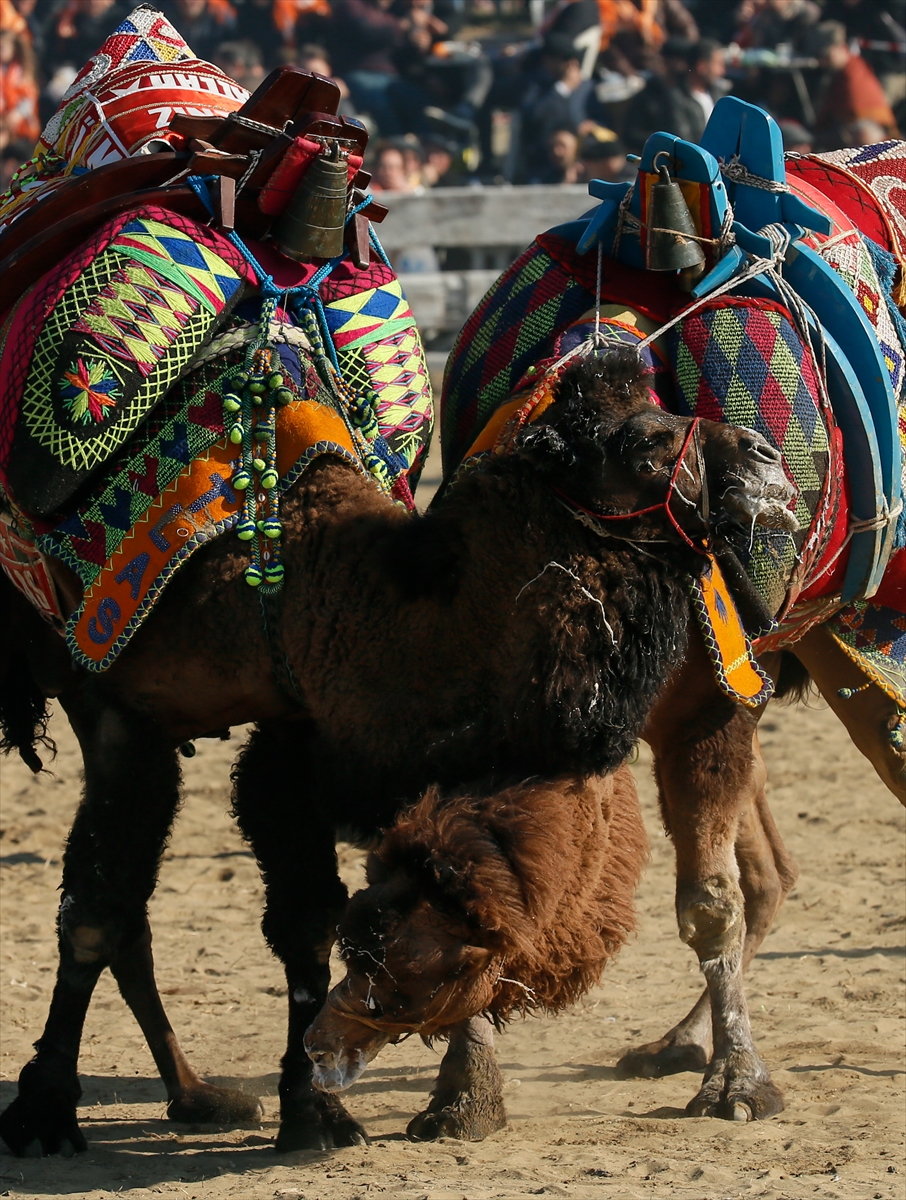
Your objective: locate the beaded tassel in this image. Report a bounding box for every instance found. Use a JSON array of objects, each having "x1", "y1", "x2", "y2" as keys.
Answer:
[{"x1": 223, "y1": 298, "x2": 292, "y2": 593}]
